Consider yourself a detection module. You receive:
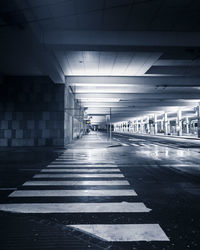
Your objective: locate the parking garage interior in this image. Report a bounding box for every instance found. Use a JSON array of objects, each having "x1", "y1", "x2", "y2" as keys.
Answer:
[{"x1": 1, "y1": 0, "x2": 200, "y2": 250}]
